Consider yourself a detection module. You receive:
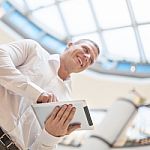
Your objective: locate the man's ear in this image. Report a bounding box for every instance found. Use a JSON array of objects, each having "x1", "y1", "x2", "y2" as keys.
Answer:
[{"x1": 67, "y1": 41, "x2": 73, "y2": 48}]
